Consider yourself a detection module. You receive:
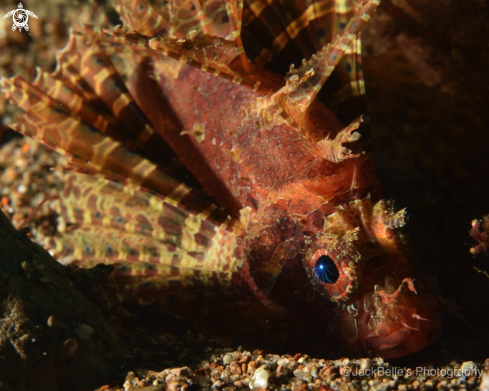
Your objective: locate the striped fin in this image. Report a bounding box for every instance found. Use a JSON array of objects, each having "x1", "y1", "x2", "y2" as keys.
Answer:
[
  {"x1": 0, "y1": 76, "x2": 228, "y2": 223},
  {"x1": 149, "y1": 30, "x2": 243, "y2": 68},
  {"x1": 32, "y1": 66, "x2": 187, "y2": 183},
  {"x1": 242, "y1": 0, "x2": 363, "y2": 69},
  {"x1": 31, "y1": 67, "x2": 127, "y2": 142},
  {"x1": 114, "y1": 0, "x2": 251, "y2": 73},
  {"x1": 243, "y1": 0, "x2": 336, "y2": 68},
  {"x1": 52, "y1": 57, "x2": 119, "y2": 126},
  {"x1": 108, "y1": 27, "x2": 270, "y2": 94},
  {"x1": 56, "y1": 173, "x2": 233, "y2": 230},
  {"x1": 54, "y1": 32, "x2": 157, "y2": 151},
  {"x1": 50, "y1": 226, "x2": 238, "y2": 289},
  {"x1": 270, "y1": 0, "x2": 379, "y2": 139},
  {"x1": 46, "y1": 172, "x2": 242, "y2": 290},
  {"x1": 71, "y1": 24, "x2": 141, "y2": 56},
  {"x1": 333, "y1": 1, "x2": 367, "y2": 102},
  {"x1": 33, "y1": 28, "x2": 207, "y2": 192},
  {"x1": 115, "y1": 0, "x2": 169, "y2": 37},
  {"x1": 225, "y1": 0, "x2": 251, "y2": 73},
  {"x1": 115, "y1": 0, "x2": 237, "y2": 40},
  {"x1": 242, "y1": 0, "x2": 368, "y2": 122}
]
